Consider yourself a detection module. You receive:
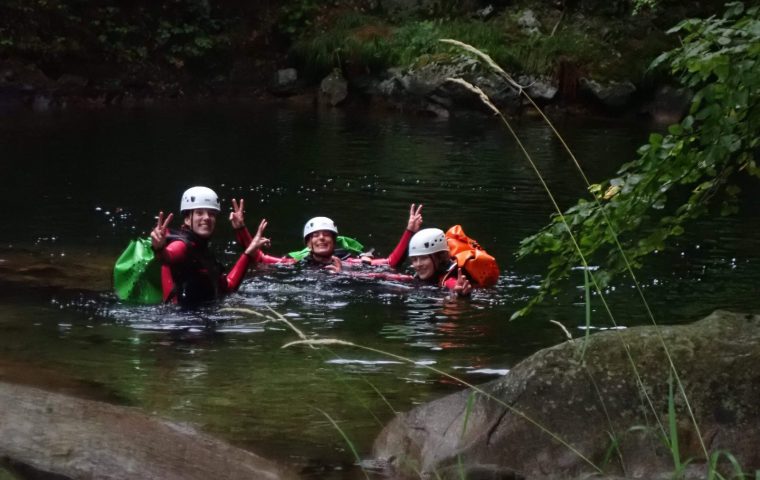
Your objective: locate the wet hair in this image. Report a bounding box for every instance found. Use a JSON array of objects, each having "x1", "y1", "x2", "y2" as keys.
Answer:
[{"x1": 431, "y1": 250, "x2": 452, "y2": 274}]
